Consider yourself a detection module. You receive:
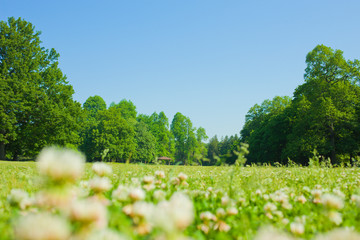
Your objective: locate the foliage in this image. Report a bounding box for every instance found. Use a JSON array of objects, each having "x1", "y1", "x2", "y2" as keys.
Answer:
[{"x1": 0, "y1": 17, "x2": 82, "y2": 159}]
